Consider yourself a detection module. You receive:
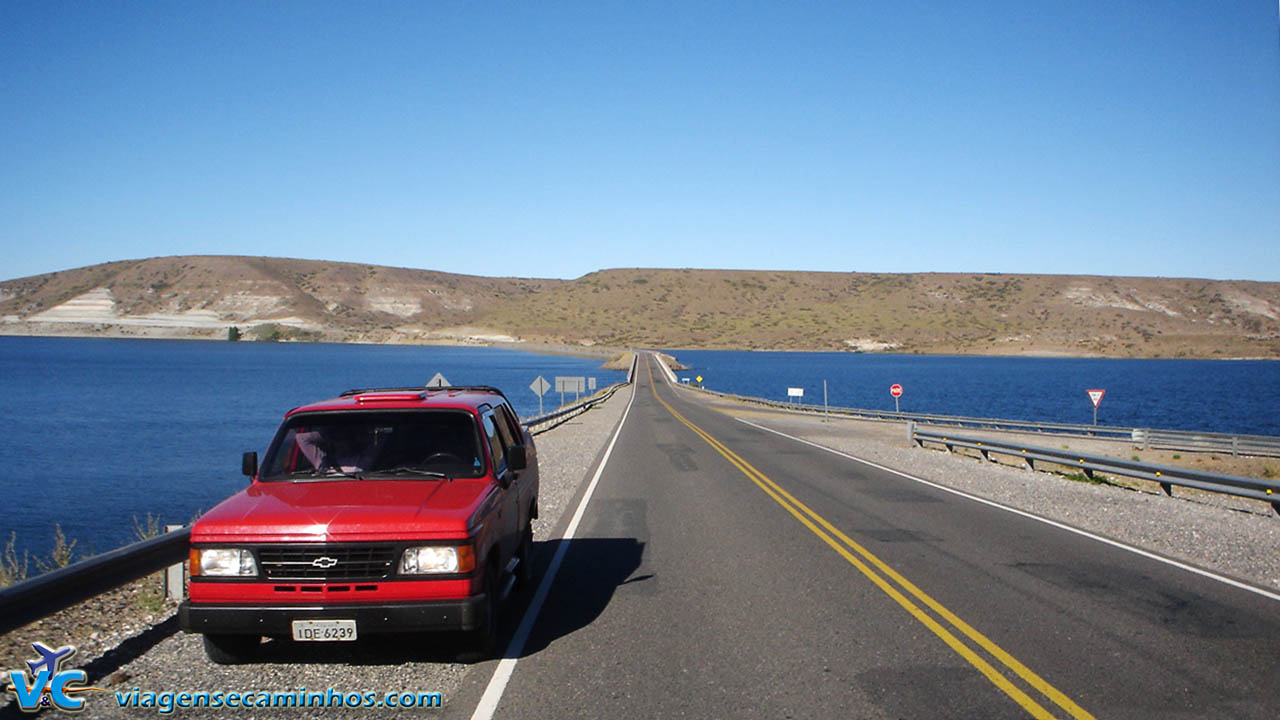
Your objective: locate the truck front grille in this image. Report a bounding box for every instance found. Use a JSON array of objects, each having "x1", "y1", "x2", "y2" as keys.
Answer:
[{"x1": 255, "y1": 545, "x2": 397, "y2": 581}]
